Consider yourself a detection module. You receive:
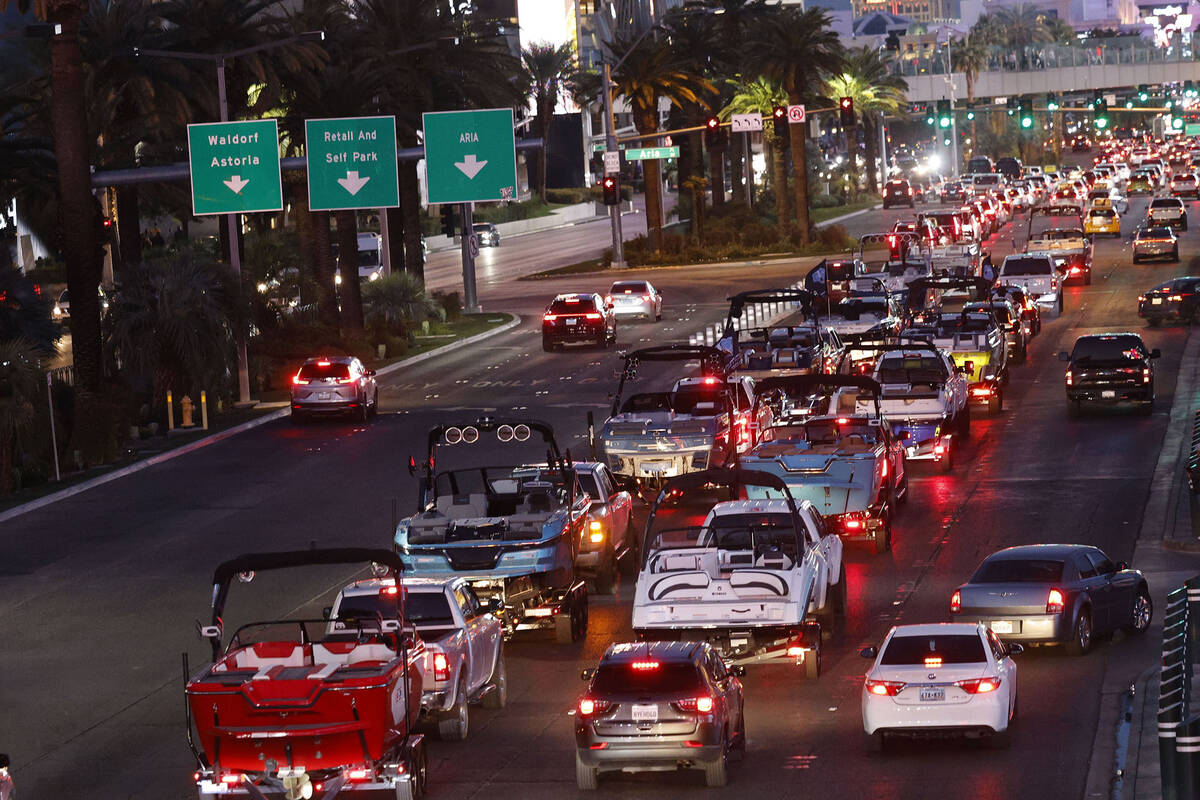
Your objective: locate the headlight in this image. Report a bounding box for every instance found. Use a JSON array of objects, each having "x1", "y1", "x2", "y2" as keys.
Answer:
[{"x1": 52, "y1": 305, "x2": 62, "y2": 317}]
